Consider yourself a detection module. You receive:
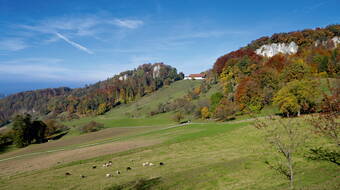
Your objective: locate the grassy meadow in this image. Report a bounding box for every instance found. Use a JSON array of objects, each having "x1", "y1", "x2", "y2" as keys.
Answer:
[
  {"x1": 0, "y1": 79, "x2": 339, "y2": 190},
  {"x1": 0, "y1": 118, "x2": 339, "y2": 190}
]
